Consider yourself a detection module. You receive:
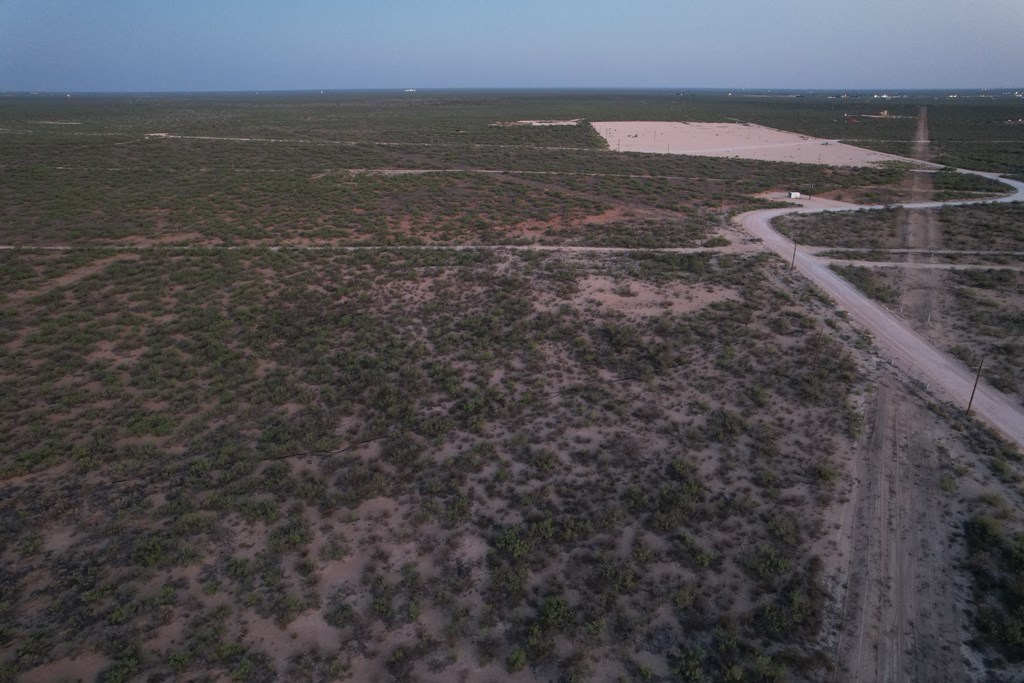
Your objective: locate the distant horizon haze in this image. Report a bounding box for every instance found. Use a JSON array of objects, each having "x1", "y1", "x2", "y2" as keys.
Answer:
[
  {"x1": 2, "y1": 87, "x2": 1023, "y2": 97},
  {"x1": 1, "y1": 0, "x2": 1022, "y2": 92}
]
